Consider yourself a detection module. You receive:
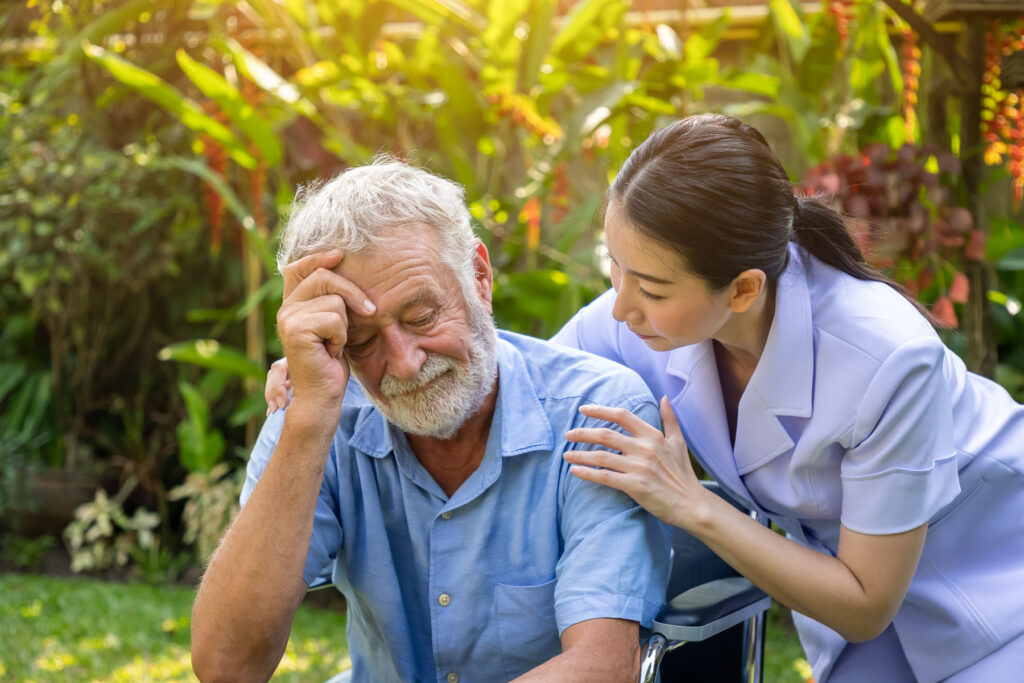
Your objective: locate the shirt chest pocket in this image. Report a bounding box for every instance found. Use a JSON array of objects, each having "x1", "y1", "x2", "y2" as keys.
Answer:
[{"x1": 494, "y1": 578, "x2": 561, "y2": 680}]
